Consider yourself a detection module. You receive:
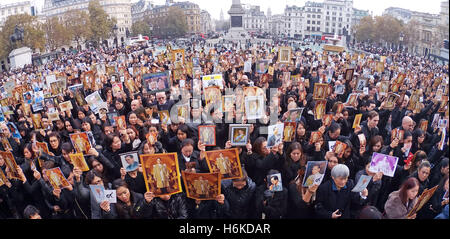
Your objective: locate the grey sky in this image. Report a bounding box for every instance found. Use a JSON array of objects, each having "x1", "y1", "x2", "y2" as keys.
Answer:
[{"x1": 1, "y1": 0, "x2": 445, "y2": 21}]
